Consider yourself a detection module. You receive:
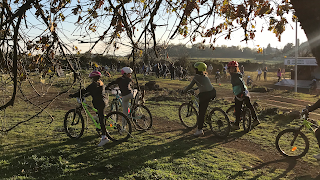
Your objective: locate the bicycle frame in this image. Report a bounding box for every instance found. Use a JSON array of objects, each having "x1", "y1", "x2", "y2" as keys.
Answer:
[
  {"x1": 298, "y1": 114, "x2": 318, "y2": 135},
  {"x1": 186, "y1": 89, "x2": 211, "y2": 119},
  {"x1": 110, "y1": 88, "x2": 141, "y2": 117},
  {"x1": 76, "y1": 98, "x2": 115, "y2": 131}
]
